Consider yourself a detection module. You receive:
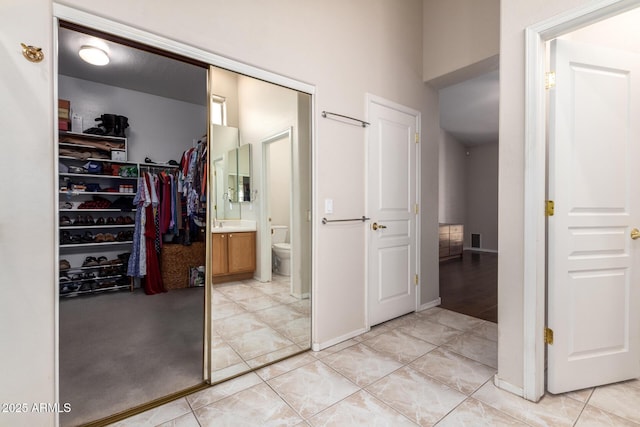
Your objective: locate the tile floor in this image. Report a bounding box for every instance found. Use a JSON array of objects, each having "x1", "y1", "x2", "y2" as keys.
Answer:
[
  {"x1": 211, "y1": 275, "x2": 311, "y2": 382},
  {"x1": 109, "y1": 307, "x2": 640, "y2": 427}
]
